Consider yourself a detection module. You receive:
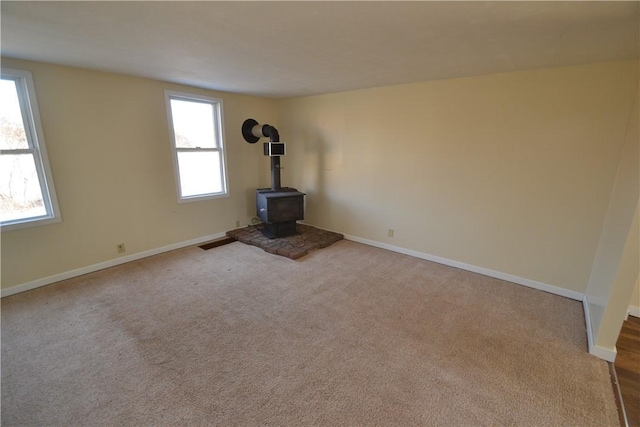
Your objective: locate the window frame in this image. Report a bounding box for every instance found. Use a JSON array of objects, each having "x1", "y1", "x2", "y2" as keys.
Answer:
[
  {"x1": 1, "y1": 68, "x2": 61, "y2": 232},
  {"x1": 164, "y1": 90, "x2": 229, "y2": 203}
]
